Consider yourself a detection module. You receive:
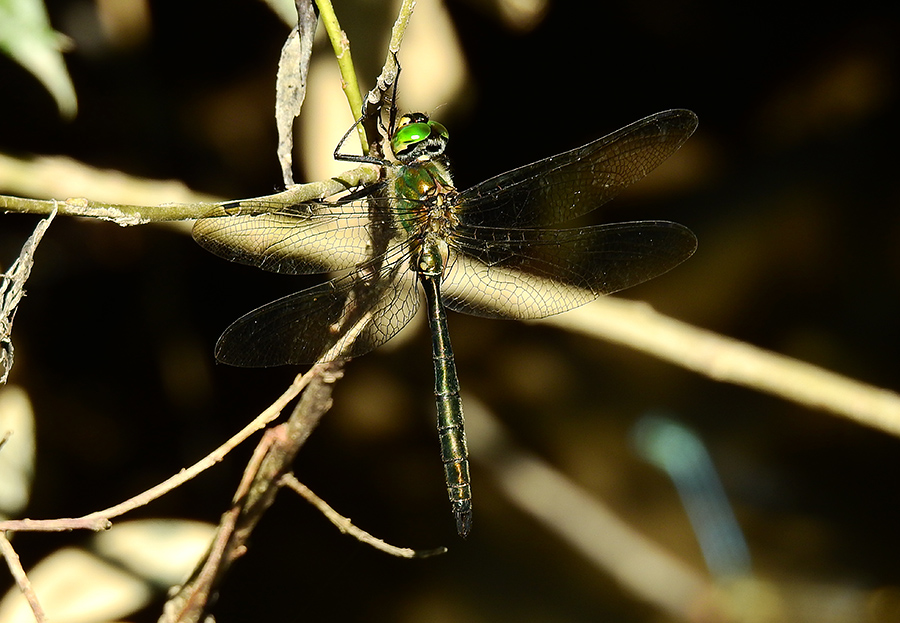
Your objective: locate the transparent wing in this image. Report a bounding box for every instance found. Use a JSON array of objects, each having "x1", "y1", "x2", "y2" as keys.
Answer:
[
  {"x1": 192, "y1": 190, "x2": 403, "y2": 275},
  {"x1": 214, "y1": 246, "x2": 420, "y2": 366},
  {"x1": 456, "y1": 110, "x2": 697, "y2": 229},
  {"x1": 443, "y1": 221, "x2": 697, "y2": 319}
]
